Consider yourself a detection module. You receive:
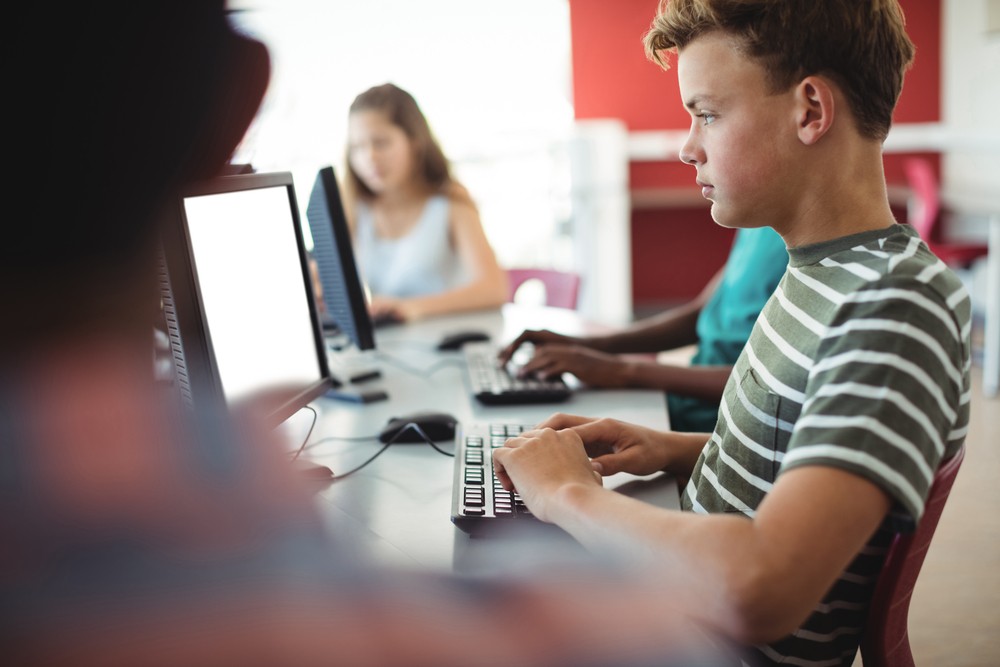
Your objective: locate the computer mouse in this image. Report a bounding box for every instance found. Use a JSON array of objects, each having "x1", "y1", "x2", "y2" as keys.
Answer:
[
  {"x1": 436, "y1": 329, "x2": 491, "y2": 351},
  {"x1": 379, "y1": 411, "x2": 458, "y2": 443}
]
